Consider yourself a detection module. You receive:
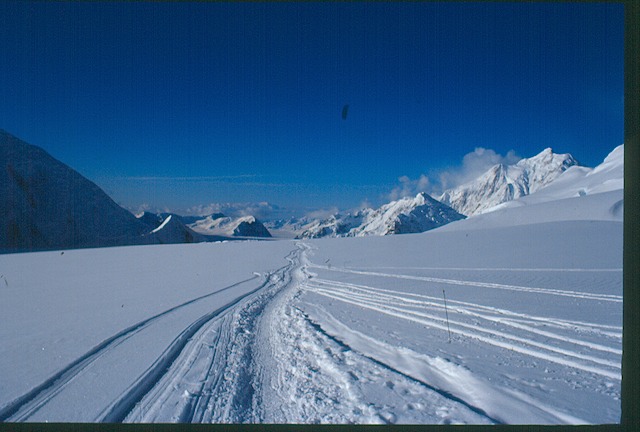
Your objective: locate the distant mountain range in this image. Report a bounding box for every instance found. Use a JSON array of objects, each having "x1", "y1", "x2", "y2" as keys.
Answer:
[
  {"x1": 295, "y1": 192, "x2": 465, "y2": 239},
  {"x1": 186, "y1": 214, "x2": 272, "y2": 238},
  {"x1": 284, "y1": 148, "x2": 583, "y2": 239},
  {"x1": 0, "y1": 128, "x2": 623, "y2": 251}
]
